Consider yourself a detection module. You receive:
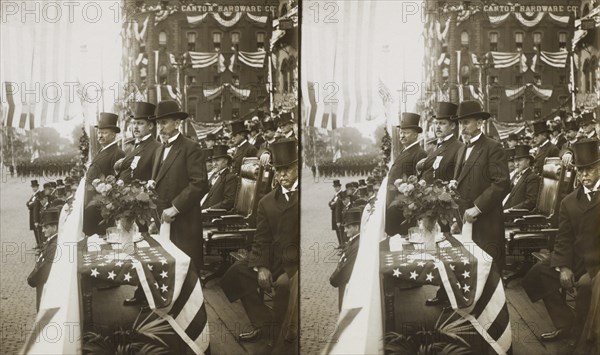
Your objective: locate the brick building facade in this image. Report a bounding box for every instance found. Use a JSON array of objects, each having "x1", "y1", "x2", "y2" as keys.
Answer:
[{"x1": 574, "y1": 0, "x2": 599, "y2": 114}]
